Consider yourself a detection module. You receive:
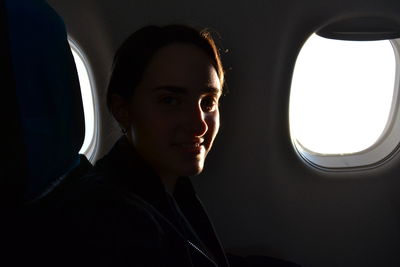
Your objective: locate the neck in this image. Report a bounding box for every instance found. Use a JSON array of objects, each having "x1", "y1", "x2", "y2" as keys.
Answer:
[
  {"x1": 159, "y1": 175, "x2": 179, "y2": 195},
  {"x1": 125, "y1": 134, "x2": 178, "y2": 194}
]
